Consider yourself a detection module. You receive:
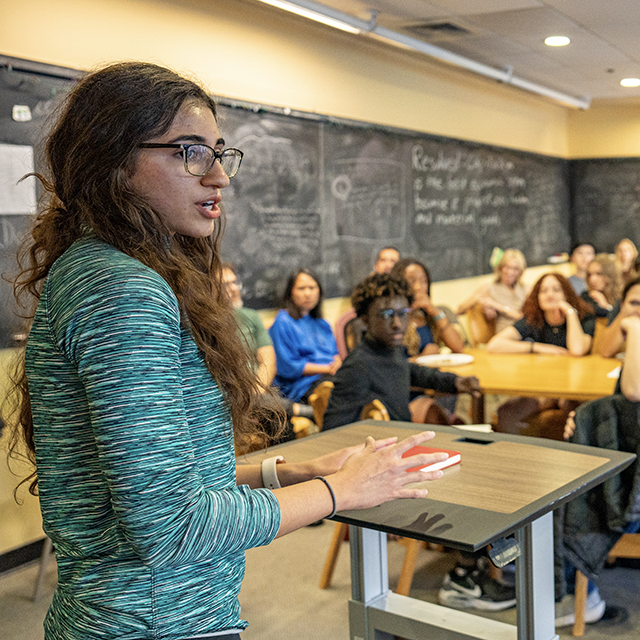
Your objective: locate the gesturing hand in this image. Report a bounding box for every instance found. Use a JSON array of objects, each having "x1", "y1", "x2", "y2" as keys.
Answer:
[
  {"x1": 327, "y1": 431, "x2": 448, "y2": 512},
  {"x1": 455, "y1": 375, "x2": 482, "y2": 397}
]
